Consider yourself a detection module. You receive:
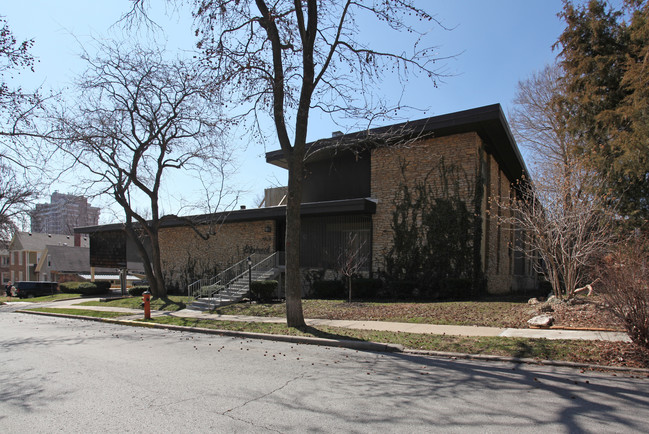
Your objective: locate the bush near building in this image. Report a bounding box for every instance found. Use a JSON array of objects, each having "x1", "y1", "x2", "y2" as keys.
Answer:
[
  {"x1": 60, "y1": 281, "x2": 111, "y2": 295},
  {"x1": 250, "y1": 280, "x2": 277, "y2": 302},
  {"x1": 127, "y1": 286, "x2": 150, "y2": 296},
  {"x1": 599, "y1": 237, "x2": 649, "y2": 350}
]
